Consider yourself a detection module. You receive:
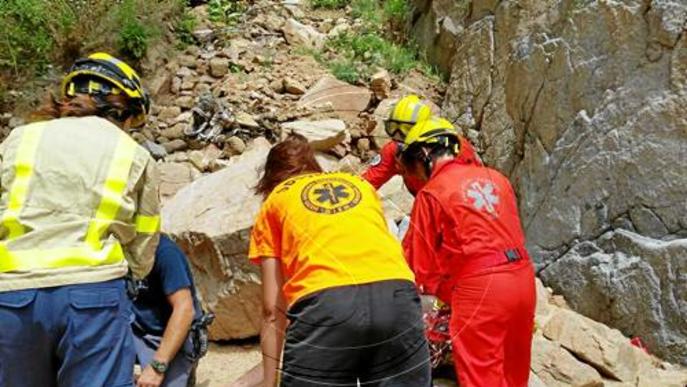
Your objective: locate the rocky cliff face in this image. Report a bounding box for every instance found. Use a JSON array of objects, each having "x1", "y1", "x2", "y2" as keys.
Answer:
[{"x1": 412, "y1": 0, "x2": 687, "y2": 364}]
